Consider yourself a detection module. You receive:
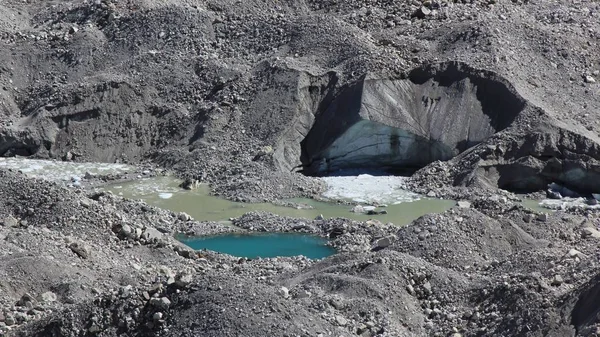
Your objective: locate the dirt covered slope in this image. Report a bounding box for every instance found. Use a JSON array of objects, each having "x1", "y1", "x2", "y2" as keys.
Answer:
[
  {"x1": 2, "y1": 0, "x2": 600, "y2": 336},
  {"x1": 1, "y1": 0, "x2": 600, "y2": 199},
  {"x1": 0, "y1": 169, "x2": 599, "y2": 336}
]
